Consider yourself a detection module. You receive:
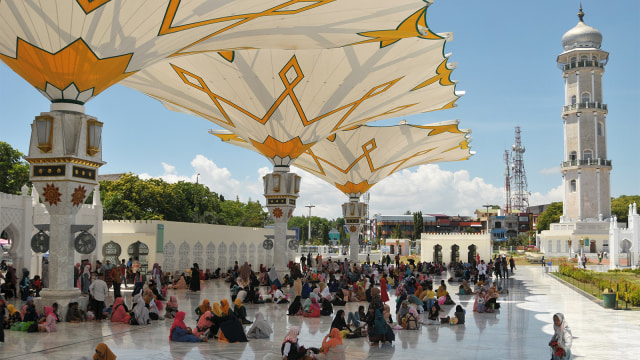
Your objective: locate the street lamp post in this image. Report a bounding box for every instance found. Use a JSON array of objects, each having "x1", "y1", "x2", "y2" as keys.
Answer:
[
  {"x1": 195, "y1": 173, "x2": 200, "y2": 223},
  {"x1": 305, "y1": 204, "x2": 315, "y2": 244},
  {"x1": 483, "y1": 204, "x2": 492, "y2": 254}
]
